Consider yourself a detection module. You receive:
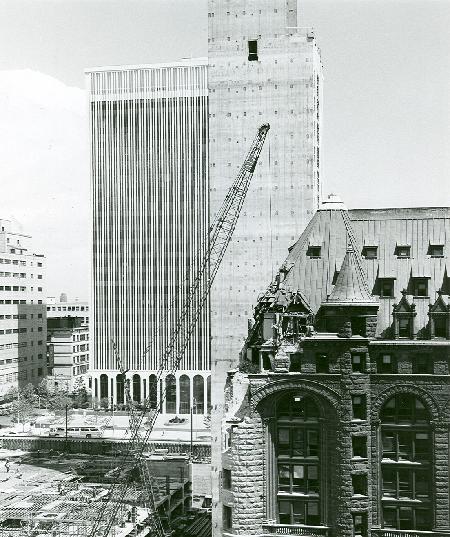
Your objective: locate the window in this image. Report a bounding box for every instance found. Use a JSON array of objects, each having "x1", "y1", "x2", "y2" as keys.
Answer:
[
  {"x1": 412, "y1": 355, "x2": 432, "y2": 374},
  {"x1": 352, "y1": 474, "x2": 367, "y2": 496},
  {"x1": 352, "y1": 395, "x2": 366, "y2": 420},
  {"x1": 363, "y1": 246, "x2": 378, "y2": 259},
  {"x1": 413, "y1": 278, "x2": 428, "y2": 297},
  {"x1": 382, "y1": 430, "x2": 430, "y2": 462},
  {"x1": 276, "y1": 396, "x2": 321, "y2": 526},
  {"x1": 353, "y1": 513, "x2": 367, "y2": 536},
  {"x1": 248, "y1": 40, "x2": 258, "y2": 61},
  {"x1": 381, "y1": 394, "x2": 428, "y2": 425},
  {"x1": 434, "y1": 315, "x2": 447, "y2": 338},
  {"x1": 223, "y1": 469, "x2": 232, "y2": 490},
  {"x1": 351, "y1": 317, "x2": 365, "y2": 337},
  {"x1": 428, "y1": 244, "x2": 443, "y2": 257},
  {"x1": 223, "y1": 506, "x2": 232, "y2": 530},
  {"x1": 307, "y1": 246, "x2": 321, "y2": 258},
  {"x1": 352, "y1": 436, "x2": 367, "y2": 459},
  {"x1": 377, "y1": 354, "x2": 396, "y2": 374},
  {"x1": 351, "y1": 354, "x2": 365, "y2": 373},
  {"x1": 379, "y1": 279, "x2": 394, "y2": 298},
  {"x1": 316, "y1": 353, "x2": 328, "y2": 373},
  {"x1": 398, "y1": 318, "x2": 411, "y2": 338},
  {"x1": 396, "y1": 245, "x2": 411, "y2": 258}
]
